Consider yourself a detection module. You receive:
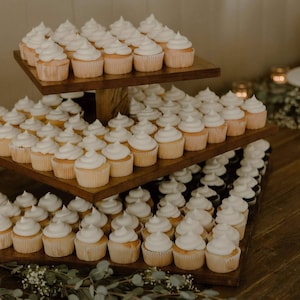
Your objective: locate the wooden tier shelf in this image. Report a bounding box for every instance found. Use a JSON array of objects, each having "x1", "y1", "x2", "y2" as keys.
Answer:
[
  {"x1": 14, "y1": 50, "x2": 221, "y2": 95},
  {"x1": 0, "y1": 124, "x2": 277, "y2": 203}
]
